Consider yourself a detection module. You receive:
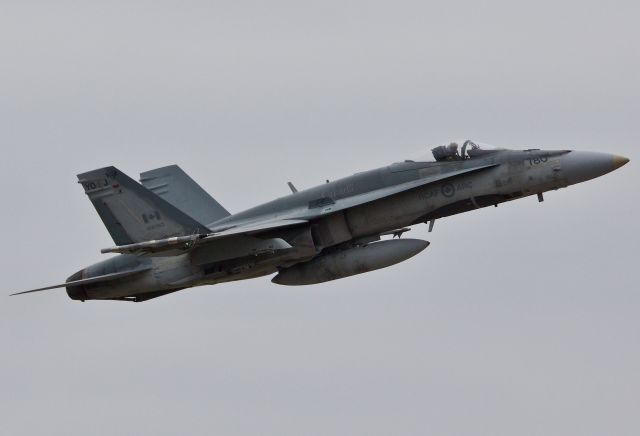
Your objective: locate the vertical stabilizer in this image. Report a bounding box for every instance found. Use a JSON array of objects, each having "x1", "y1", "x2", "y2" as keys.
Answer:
[
  {"x1": 78, "y1": 166, "x2": 210, "y2": 245},
  {"x1": 139, "y1": 165, "x2": 230, "y2": 226}
]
